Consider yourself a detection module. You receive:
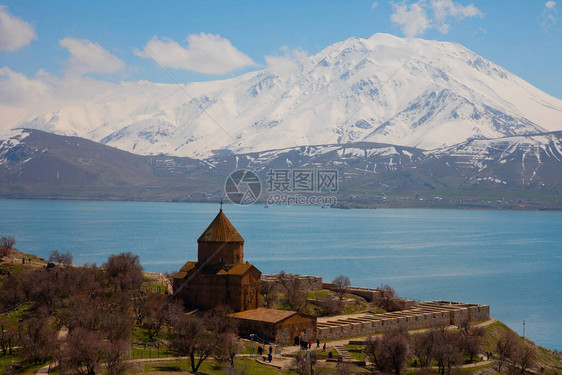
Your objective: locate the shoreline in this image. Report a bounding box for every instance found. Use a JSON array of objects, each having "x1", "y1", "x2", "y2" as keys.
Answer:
[{"x1": 1, "y1": 196, "x2": 562, "y2": 212}]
